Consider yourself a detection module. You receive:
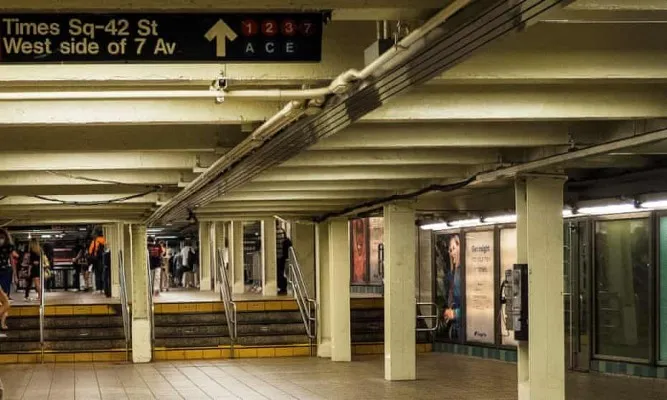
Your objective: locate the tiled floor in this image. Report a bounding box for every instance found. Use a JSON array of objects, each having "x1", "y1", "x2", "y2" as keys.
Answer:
[{"x1": 1, "y1": 354, "x2": 666, "y2": 400}]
